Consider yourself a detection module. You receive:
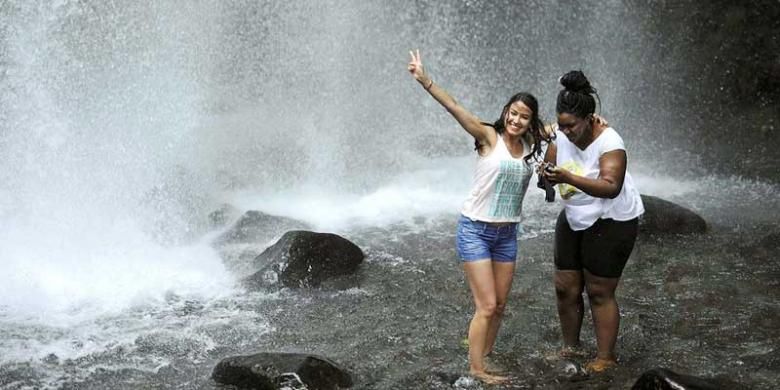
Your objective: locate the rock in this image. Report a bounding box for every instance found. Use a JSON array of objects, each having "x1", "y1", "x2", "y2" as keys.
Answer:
[
  {"x1": 211, "y1": 352, "x2": 352, "y2": 390},
  {"x1": 639, "y1": 195, "x2": 707, "y2": 235},
  {"x1": 631, "y1": 368, "x2": 731, "y2": 390},
  {"x1": 42, "y1": 354, "x2": 59, "y2": 365},
  {"x1": 243, "y1": 230, "x2": 364, "y2": 289},
  {"x1": 214, "y1": 210, "x2": 311, "y2": 246},
  {"x1": 207, "y1": 203, "x2": 240, "y2": 229},
  {"x1": 740, "y1": 231, "x2": 780, "y2": 260},
  {"x1": 453, "y1": 376, "x2": 481, "y2": 389},
  {"x1": 555, "y1": 359, "x2": 586, "y2": 379}
]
